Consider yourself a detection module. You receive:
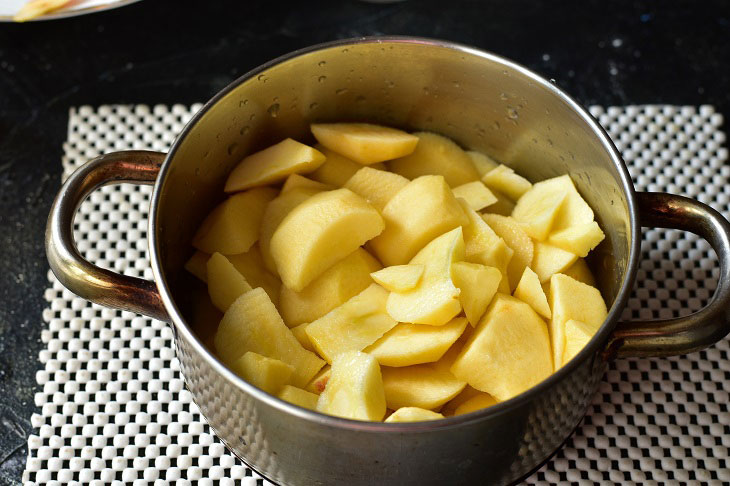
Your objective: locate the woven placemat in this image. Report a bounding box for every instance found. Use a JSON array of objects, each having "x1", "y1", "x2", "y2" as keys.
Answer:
[{"x1": 23, "y1": 104, "x2": 729, "y2": 485}]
